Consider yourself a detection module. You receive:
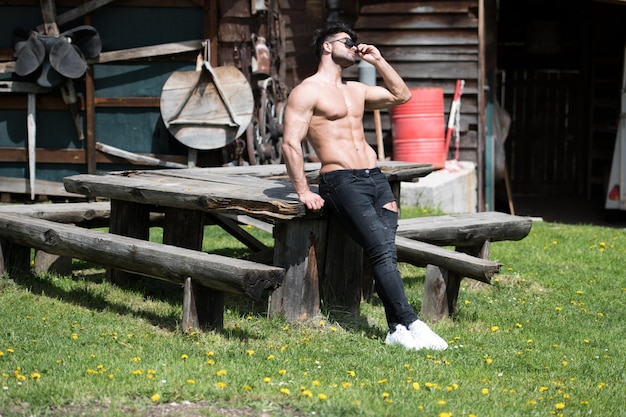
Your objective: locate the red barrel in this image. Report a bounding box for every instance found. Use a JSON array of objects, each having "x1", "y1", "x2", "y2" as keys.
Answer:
[{"x1": 391, "y1": 88, "x2": 447, "y2": 168}]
